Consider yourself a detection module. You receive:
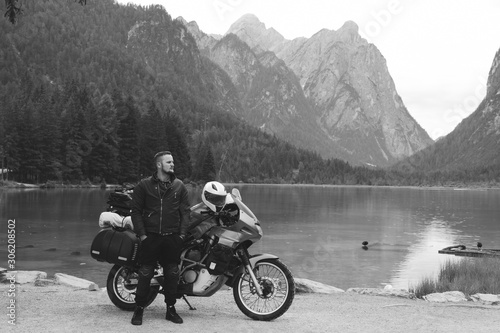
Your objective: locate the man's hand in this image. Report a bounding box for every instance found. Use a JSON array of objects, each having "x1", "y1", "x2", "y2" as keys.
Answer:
[{"x1": 140, "y1": 235, "x2": 147, "y2": 241}]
